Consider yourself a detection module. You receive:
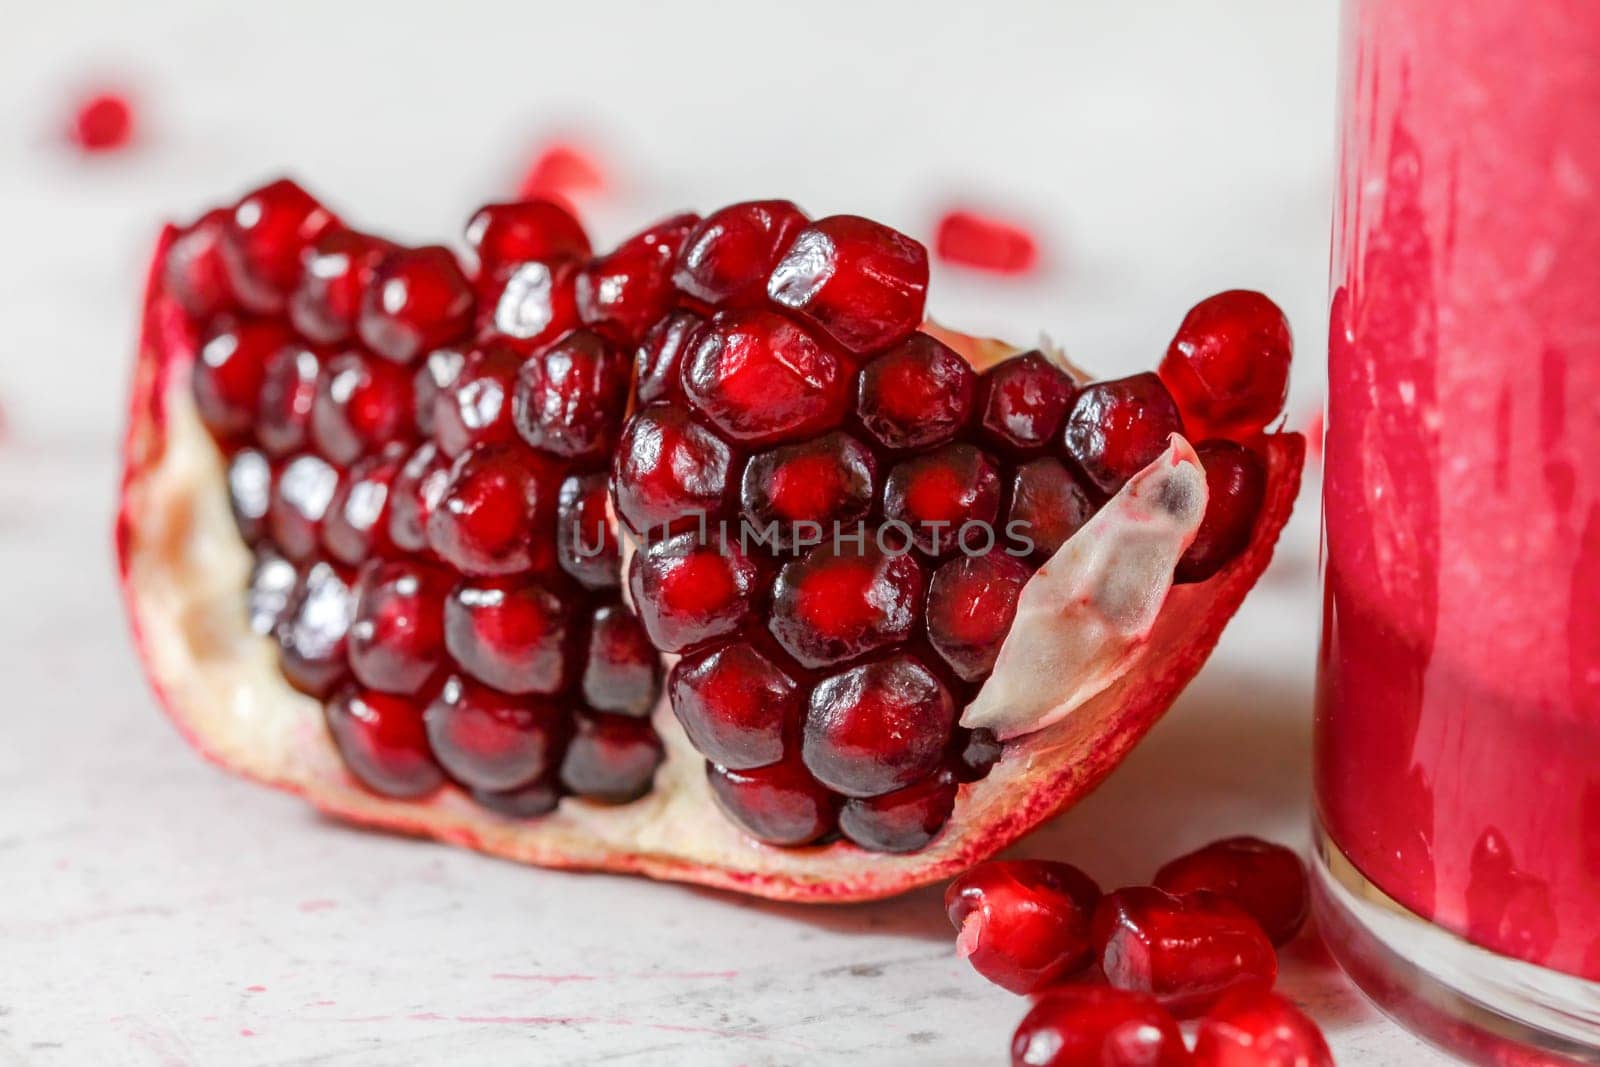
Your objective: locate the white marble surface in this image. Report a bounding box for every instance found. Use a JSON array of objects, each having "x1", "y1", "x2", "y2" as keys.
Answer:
[{"x1": 0, "y1": 1, "x2": 1456, "y2": 1063}]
